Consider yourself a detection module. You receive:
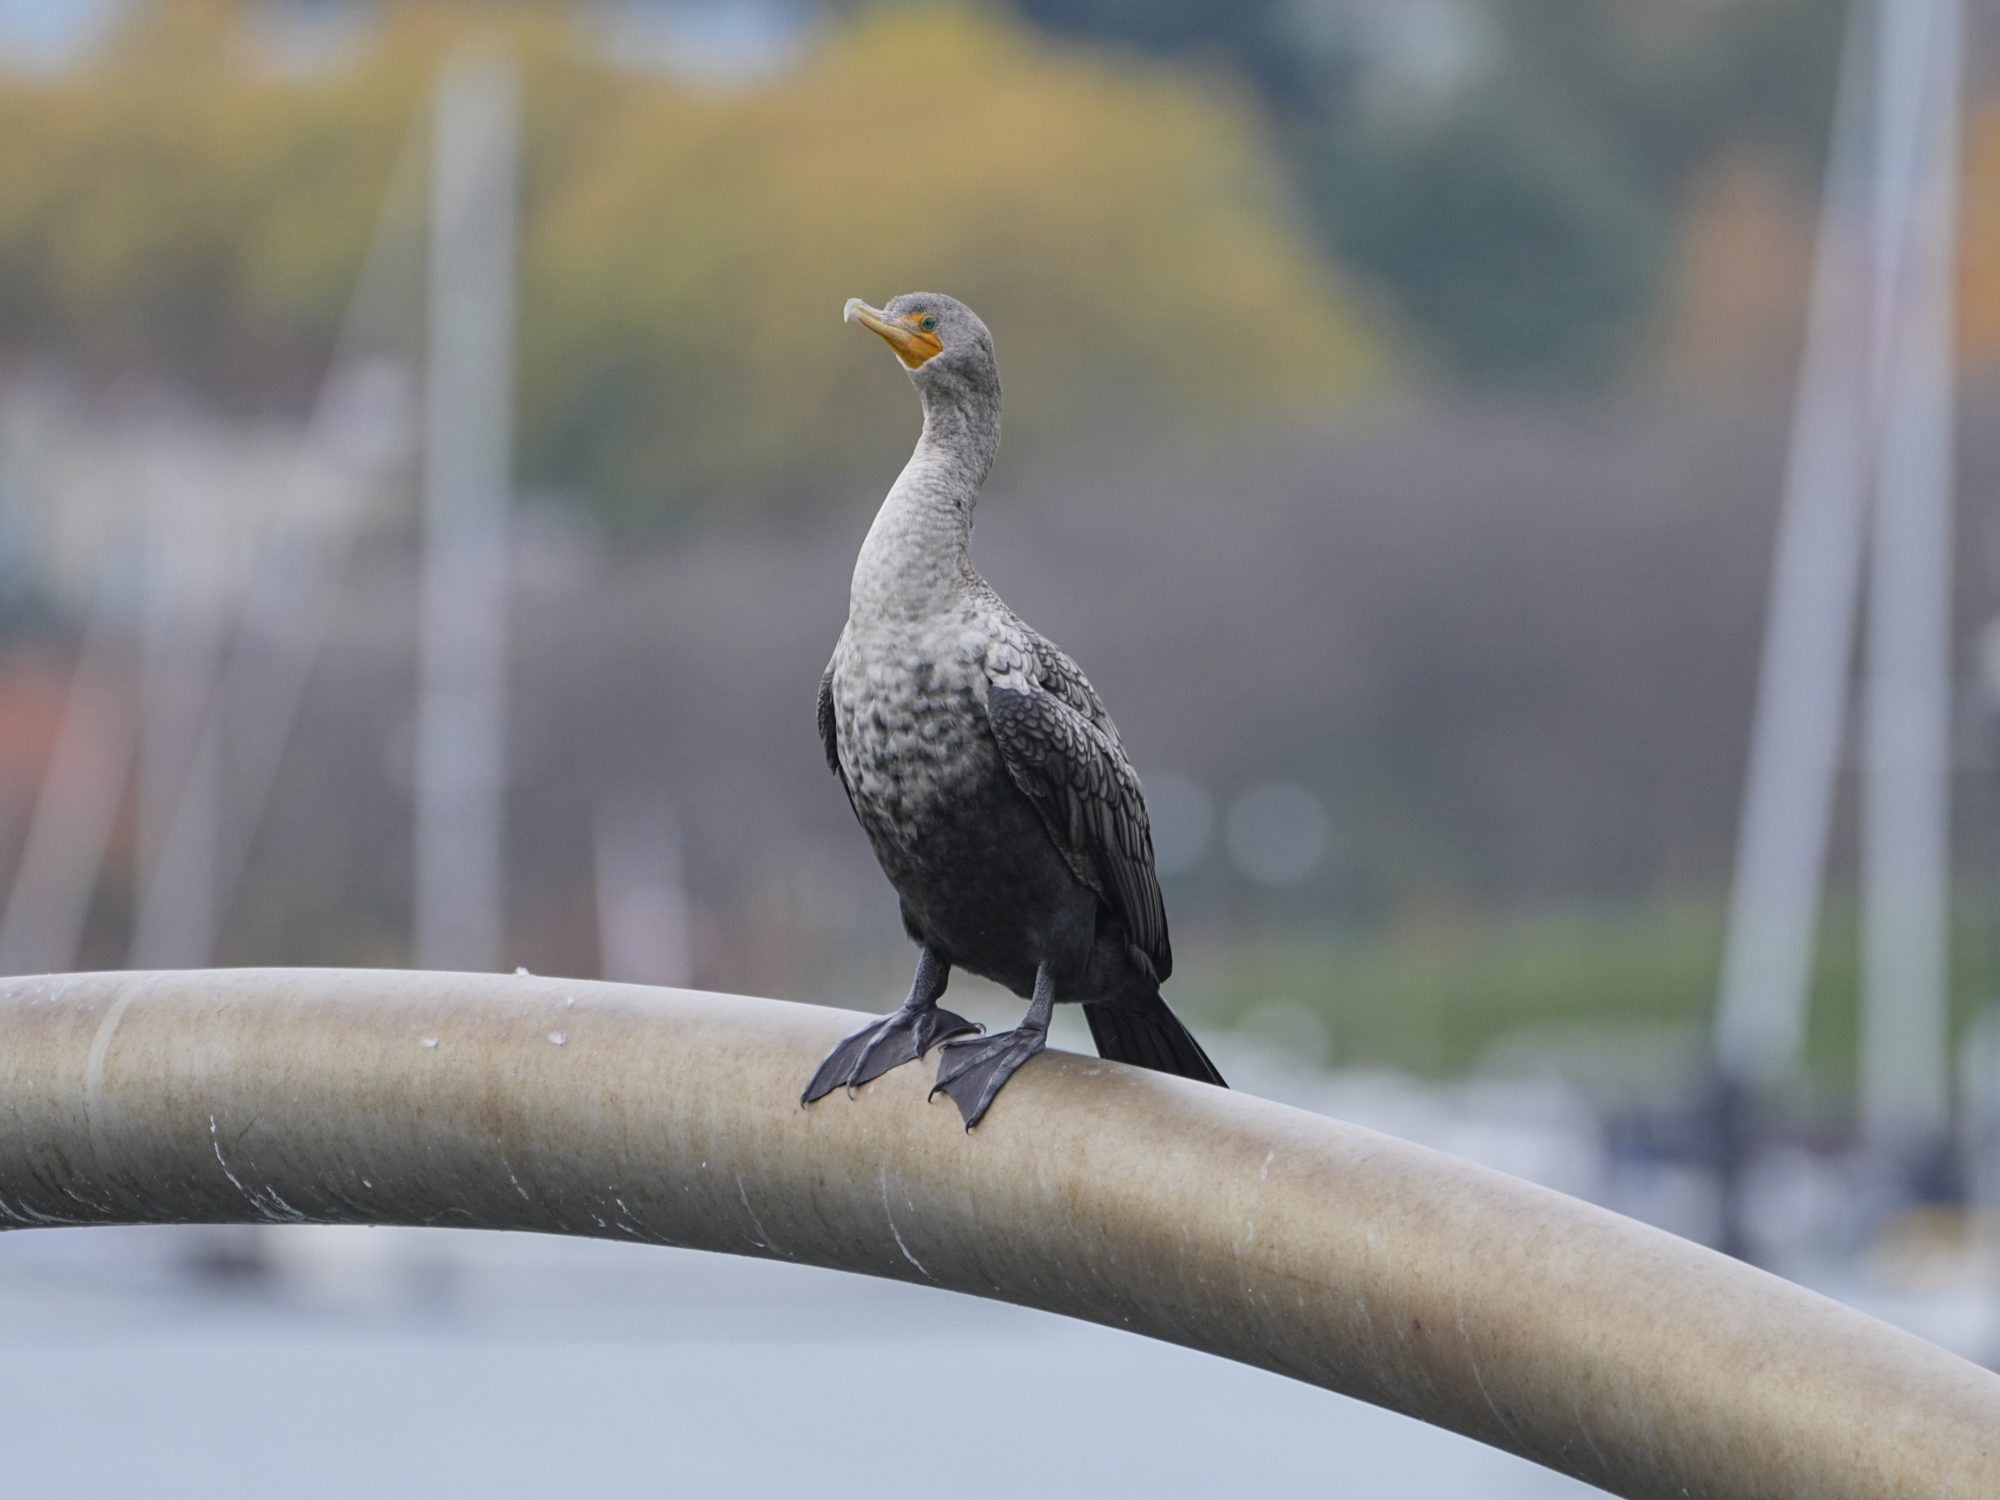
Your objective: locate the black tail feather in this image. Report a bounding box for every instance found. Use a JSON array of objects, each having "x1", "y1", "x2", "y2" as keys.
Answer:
[{"x1": 1084, "y1": 997, "x2": 1227, "y2": 1088}]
